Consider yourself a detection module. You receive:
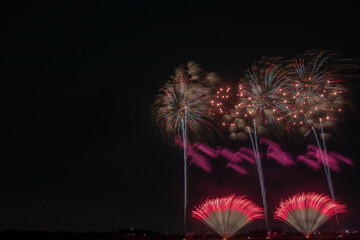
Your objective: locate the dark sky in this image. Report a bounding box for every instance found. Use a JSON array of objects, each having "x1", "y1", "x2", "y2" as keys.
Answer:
[{"x1": 1, "y1": 0, "x2": 360, "y2": 234}]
